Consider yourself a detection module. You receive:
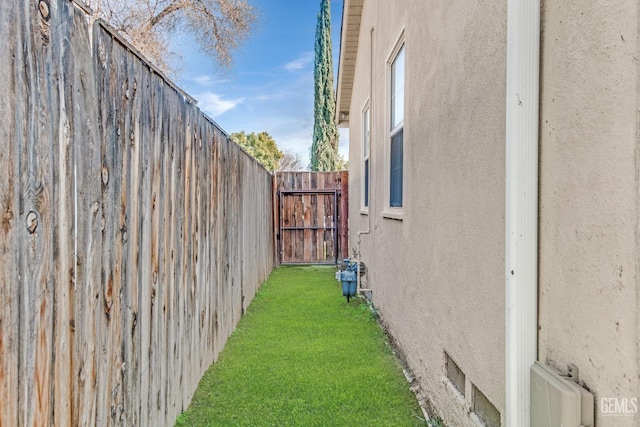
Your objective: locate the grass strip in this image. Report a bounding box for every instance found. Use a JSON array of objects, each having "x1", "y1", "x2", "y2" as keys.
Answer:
[{"x1": 176, "y1": 265, "x2": 426, "y2": 426}]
